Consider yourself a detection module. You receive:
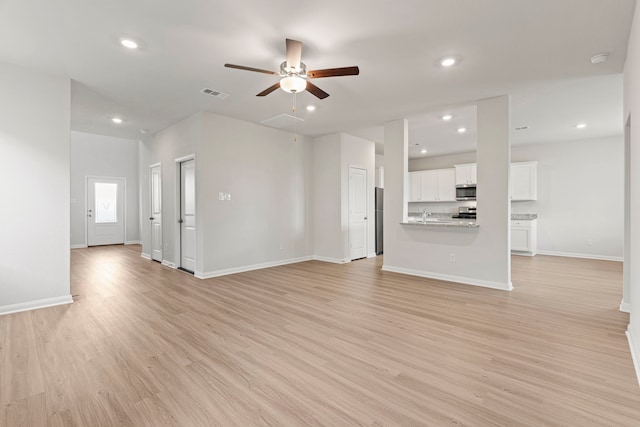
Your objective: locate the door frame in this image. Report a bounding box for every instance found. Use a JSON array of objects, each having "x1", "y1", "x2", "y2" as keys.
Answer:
[
  {"x1": 348, "y1": 165, "x2": 369, "y2": 261},
  {"x1": 174, "y1": 154, "x2": 197, "y2": 273},
  {"x1": 85, "y1": 176, "x2": 127, "y2": 247},
  {"x1": 149, "y1": 163, "x2": 162, "y2": 261}
]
